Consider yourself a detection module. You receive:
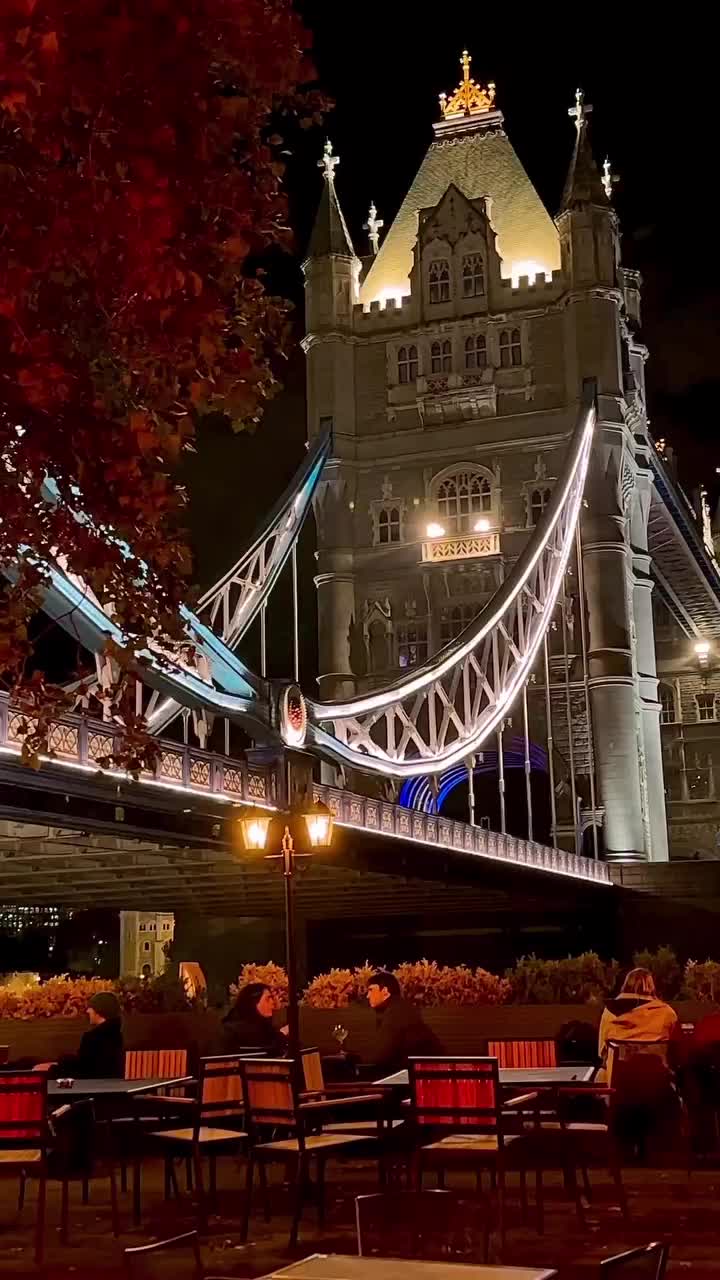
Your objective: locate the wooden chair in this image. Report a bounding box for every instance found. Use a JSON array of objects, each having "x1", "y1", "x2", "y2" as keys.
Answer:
[
  {"x1": 489, "y1": 1039, "x2": 557, "y2": 1069},
  {"x1": 125, "y1": 1048, "x2": 189, "y2": 1080},
  {"x1": 524, "y1": 1084, "x2": 628, "y2": 1231},
  {"x1": 606, "y1": 1039, "x2": 670, "y2": 1087},
  {"x1": 146, "y1": 1056, "x2": 247, "y2": 1230},
  {"x1": 600, "y1": 1242, "x2": 669, "y2": 1277},
  {"x1": 240, "y1": 1057, "x2": 382, "y2": 1247},
  {"x1": 408, "y1": 1056, "x2": 534, "y2": 1247},
  {"x1": 355, "y1": 1189, "x2": 491, "y2": 1263},
  {"x1": 0, "y1": 1071, "x2": 50, "y2": 1263},
  {"x1": 301, "y1": 1048, "x2": 404, "y2": 1137}
]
